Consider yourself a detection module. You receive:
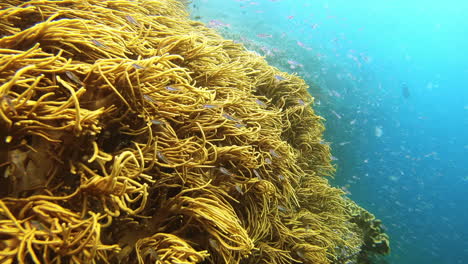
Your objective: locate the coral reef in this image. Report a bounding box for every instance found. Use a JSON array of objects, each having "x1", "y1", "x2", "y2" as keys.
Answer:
[
  {"x1": 0, "y1": 0, "x2": 389, "y2": 263},
  {"x1": 345, "y1": 199, "x2": 391, "y2": 264}
]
